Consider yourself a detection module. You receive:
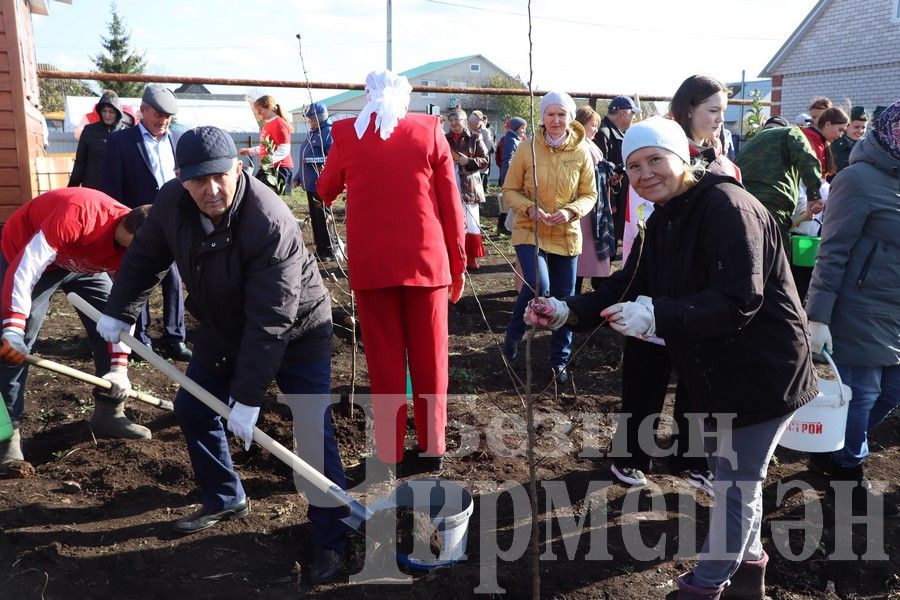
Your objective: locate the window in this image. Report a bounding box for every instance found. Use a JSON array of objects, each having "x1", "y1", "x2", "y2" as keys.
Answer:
[
  {"x1": 469, "y1": 63, "x2": 481, "y2": 72},
  {"x1": 420, "y1": 80, "x2": 436, "y2": 99},
  {"x1": 894, "y1": 0, "x2": 900, "y2": 22}
]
